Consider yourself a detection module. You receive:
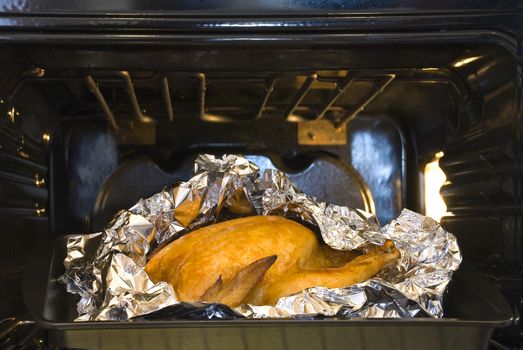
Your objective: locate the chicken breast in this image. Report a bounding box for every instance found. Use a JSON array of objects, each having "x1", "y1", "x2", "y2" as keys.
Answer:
[{"x1": 145, "y1": 216, "x2": 399, "y2": 307}]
